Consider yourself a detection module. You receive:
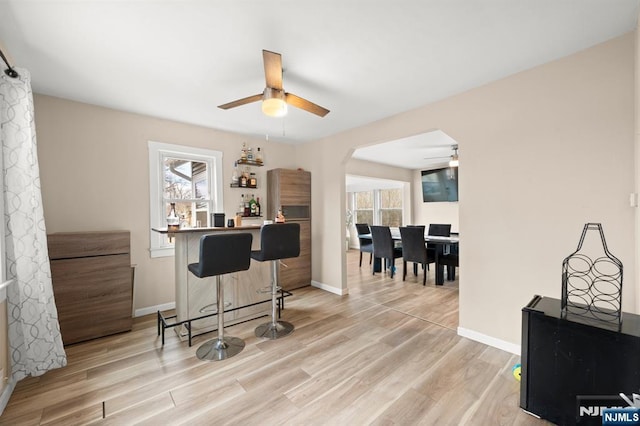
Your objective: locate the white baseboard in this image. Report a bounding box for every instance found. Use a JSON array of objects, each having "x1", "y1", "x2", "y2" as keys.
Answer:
[
  {"x1": 0, "y1": 378, "x2": 16, "y2": 416},
  {"x1": 457, "y1": 327, "x2": 521, "y2": 355},
  {"x1": 311, "y1": 280, "x2": 349, "y2": 296},
  {"x1": 134, "y1": 302, "x2": 176, "y2": 318}
]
